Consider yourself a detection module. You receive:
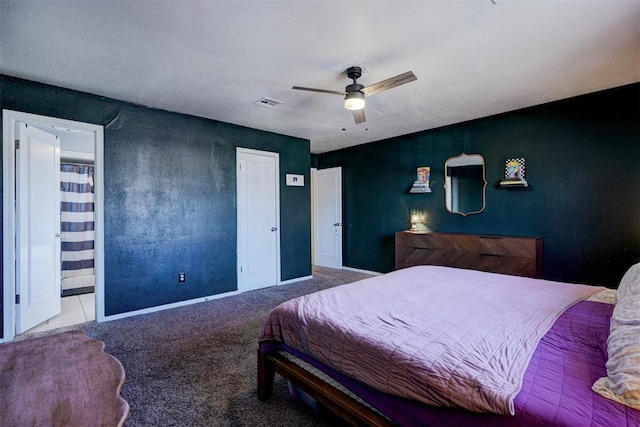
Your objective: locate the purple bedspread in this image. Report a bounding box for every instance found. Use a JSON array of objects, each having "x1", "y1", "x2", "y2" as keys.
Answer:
[
  {"x1": 261, "y1": 301, "x2": 640, "y2": 426},
  {"x1": 259, "y1": 266, "x2": 602, "y2": 415}
]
